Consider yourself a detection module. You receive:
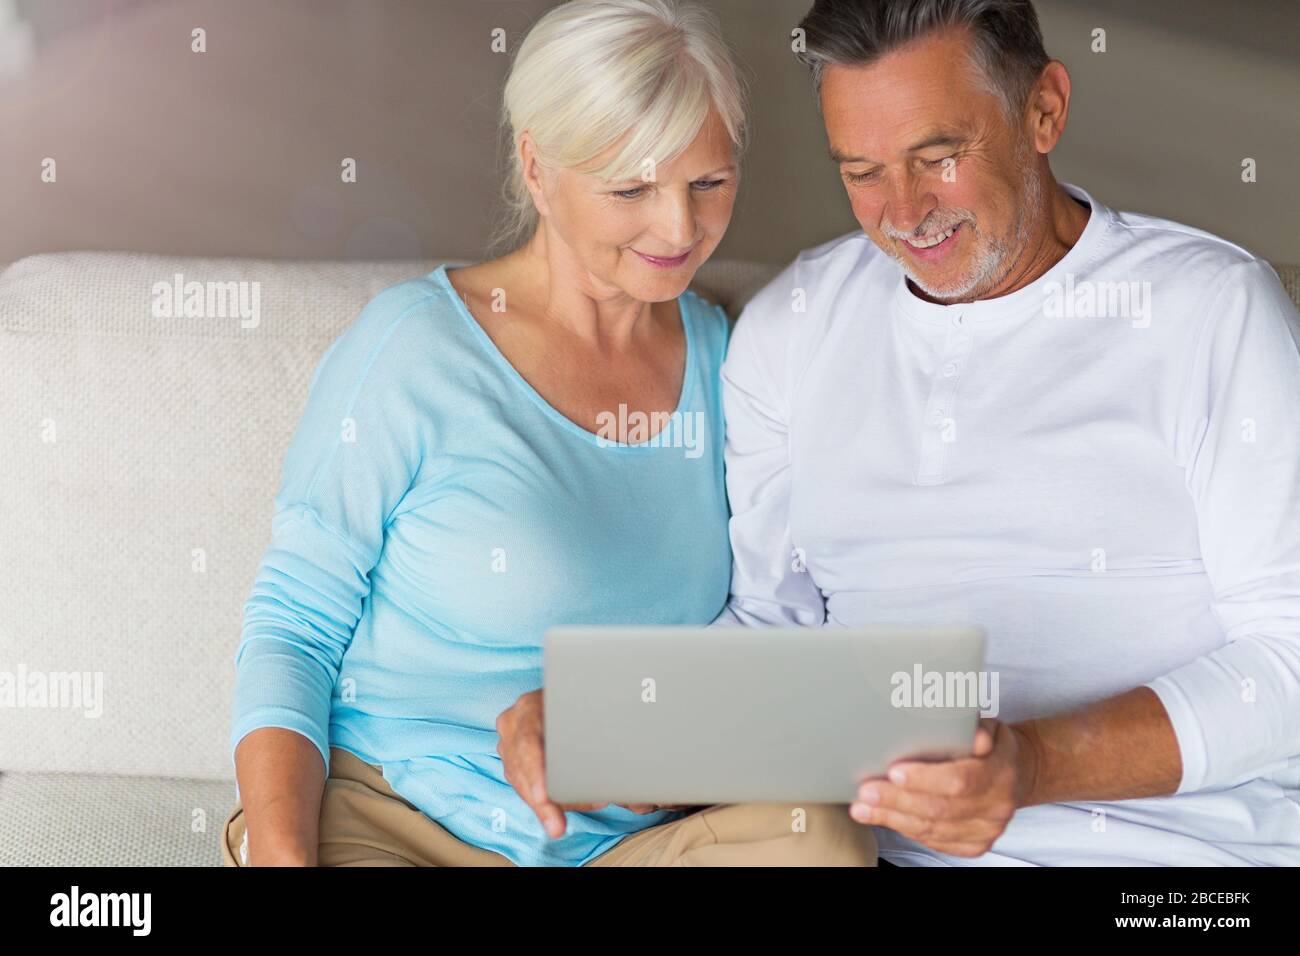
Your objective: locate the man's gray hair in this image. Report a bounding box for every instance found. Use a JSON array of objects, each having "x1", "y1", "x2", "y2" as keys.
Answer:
[{"x1": 795, "y1": 0, "x2": 1050, "y2": 119}]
